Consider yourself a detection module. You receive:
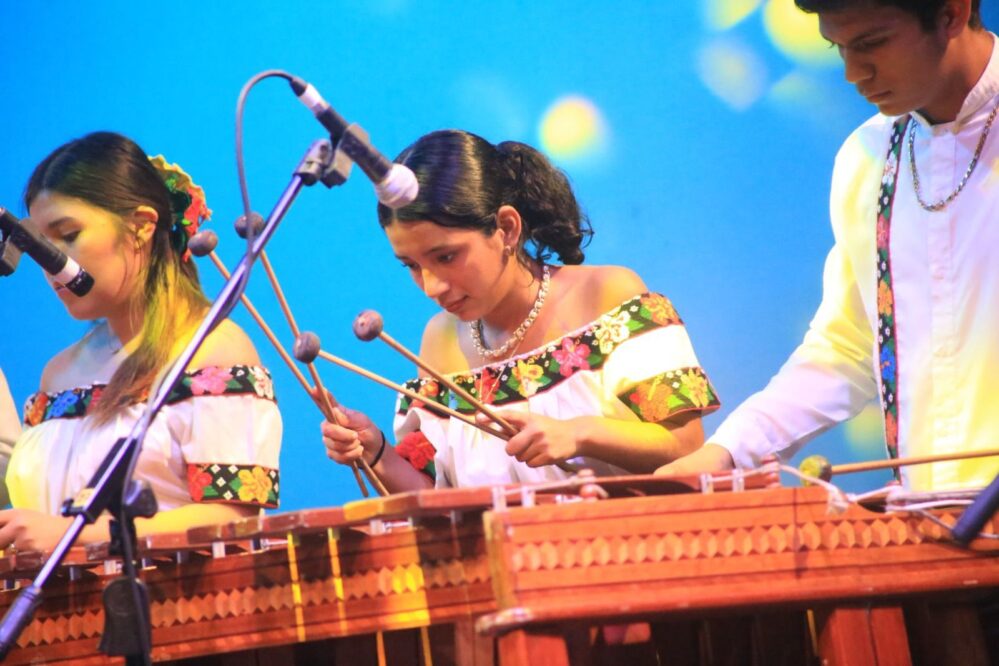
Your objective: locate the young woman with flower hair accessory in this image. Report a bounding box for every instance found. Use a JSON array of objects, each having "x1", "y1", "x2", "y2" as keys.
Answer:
[
  {"x1": 0, "y1": 131, "x2": 282, "y2": 552},
  {"x1": 321, "y1": 129, "x2": 720, "y2": 492}
]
